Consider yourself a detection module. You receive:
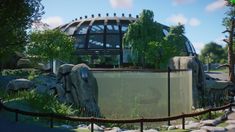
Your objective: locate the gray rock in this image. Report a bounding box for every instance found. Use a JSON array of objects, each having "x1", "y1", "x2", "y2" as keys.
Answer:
[
  {"x1": 168, "y1": 125, "x2": 176, "y2": 130},
  {"x1": 169, "y1": 56, "x2": 205, "y2": 108},
  {"x1": 88, "y1": 123, "x2": 104, "y2": 132},
  {"x1": 191, "y1": 130, "x2": 207, "y2": 132},
  {"x1": 6, "y1": 78, "x2": 34, "y2": 92},
  {"x1": 106, "y1": 127, "x2": 122, "y2": 132},
  {"x1": 201, "y1": 126, "x2": 227, "y2": 132},
  {"x1": 0, "y1": 76, "x2": 17, "y2": 89},
  {"x1": 60, "y1": 124, "x2": 73, "y2": 129},
  {"x1": 57, "y1": 63, "x2": 100, "y2": 116},
  {"x1": 226, "y1": 124, "x2": 235, "y2": 131},
  {"x1": 201, "y1": 119, "x2": 221, "y2": 126},
  {"x1": 17, "y1": 58, "x2": 31, "y2": 68},
  {"x1": 177, "y1": 122, "x2": 201, "y2": 129},
  {"x1": 144, "y1": 129, "x2": 159, "y2": 132}
]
